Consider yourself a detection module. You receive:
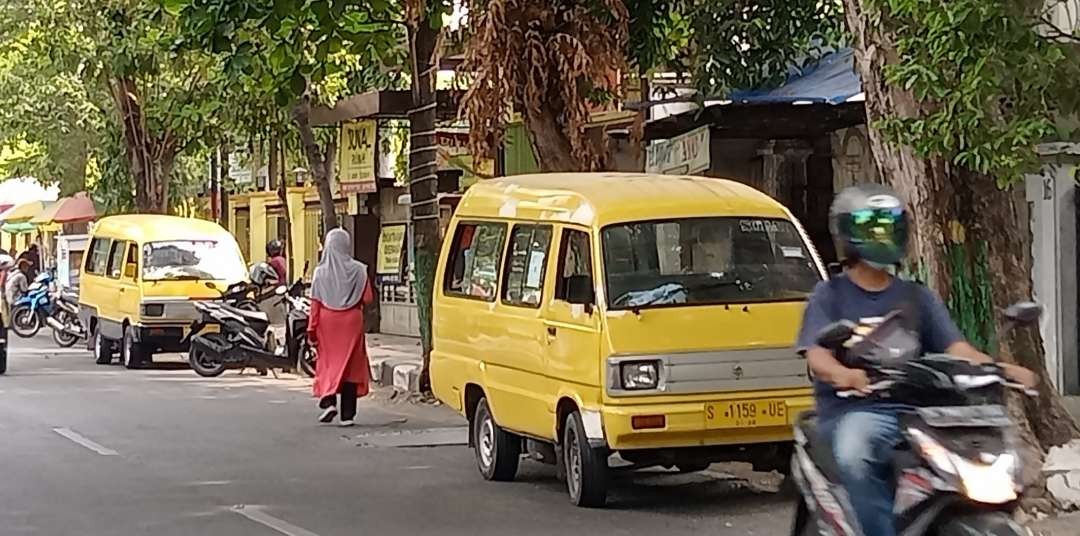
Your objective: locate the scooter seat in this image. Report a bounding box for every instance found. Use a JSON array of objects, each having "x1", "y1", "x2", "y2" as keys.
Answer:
[
  {"x1": 220, "y1": 304, "x2": 268, "y2": 323},
  {"x1": 799, "y1": 412, "x2": 843, "y2": 483}
]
